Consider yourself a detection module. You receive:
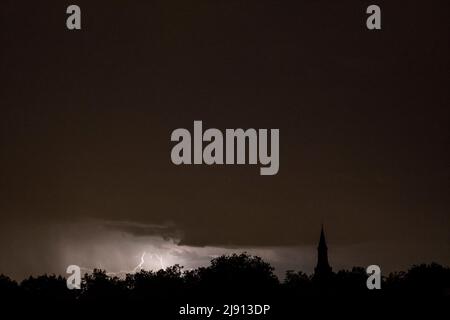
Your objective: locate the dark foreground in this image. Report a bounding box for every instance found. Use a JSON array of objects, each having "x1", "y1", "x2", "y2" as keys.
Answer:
[{"x1": 1, "y1": 254, "x2": 449, "y2": 318}]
